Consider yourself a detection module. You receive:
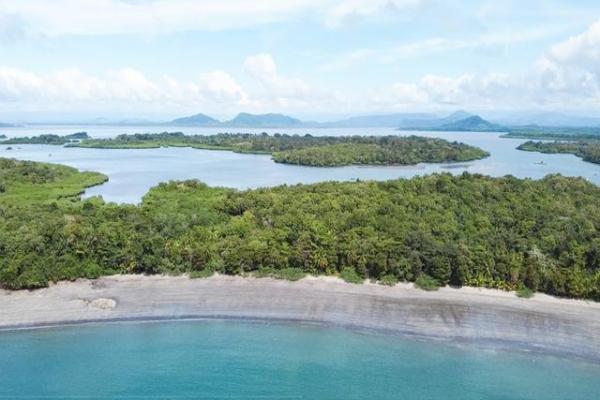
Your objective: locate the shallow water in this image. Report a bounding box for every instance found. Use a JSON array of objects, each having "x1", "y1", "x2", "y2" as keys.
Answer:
[
  {"x1": 1, "y1": 125, "x2": 600, "y2": 203},
  {"x1": 0, "y1": 320, "x2": 598, "y2": 399}
]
